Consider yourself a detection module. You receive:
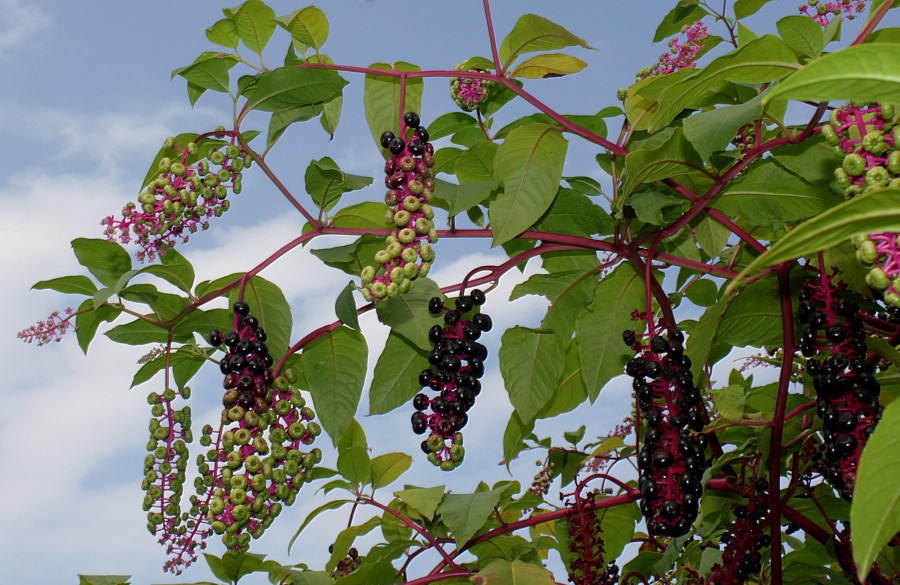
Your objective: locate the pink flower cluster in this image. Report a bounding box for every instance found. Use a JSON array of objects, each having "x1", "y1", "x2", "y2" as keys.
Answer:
[
  {"x1": 18, "y1": 308, "x2": 75, "y2": 346},
  {"x1": 638, "y1": 21, "x2": 708, "y2": 80},
  {"x1": 800, "y1": 0, "x2": 869, "y2": 27}
]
